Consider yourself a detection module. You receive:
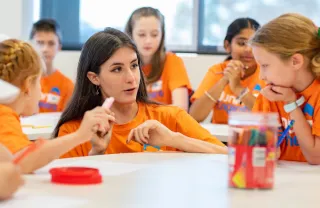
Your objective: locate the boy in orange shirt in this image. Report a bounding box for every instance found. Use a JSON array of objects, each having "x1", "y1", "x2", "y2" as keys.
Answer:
[
  {"x1": 190, "y1": 18, "x2": 264, "y2": 124},
  {"x1": 54, "y1": 28, "x2": 227, "y2": 157},
  {"x1": 251, "y1": 13, "x2": 320, "y2": 164},
  {"x1": 0, "y1": 39, "x2": 112, "y2": 175},
  {"x1": 30, "y1": 19, "x2": 74, "y2": 112},
  {"x1": 125, "y1": 7, "x2": 192, "y2": 111}
]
